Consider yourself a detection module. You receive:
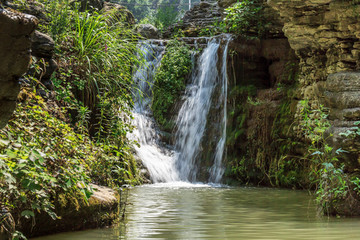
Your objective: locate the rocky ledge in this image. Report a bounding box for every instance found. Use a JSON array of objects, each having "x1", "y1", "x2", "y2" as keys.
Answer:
[{"x1": 17, "y1": 185, "x2": 124, "y2": 238}]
